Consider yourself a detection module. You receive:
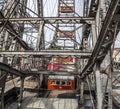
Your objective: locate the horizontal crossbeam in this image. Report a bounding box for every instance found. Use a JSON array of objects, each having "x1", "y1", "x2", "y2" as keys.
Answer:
[
  {"x1": 0, "y1": 50, "x2": 92, "y2": 57},
  {"x1": 24, "y1": 70, "x2": 79, "y2": 76},
  {"x1": 0, "y1": 62, "x2": 24, "y2": 77},
  {"x1": 0, "y1": 17, "x2": 94, "y2": 24}
]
